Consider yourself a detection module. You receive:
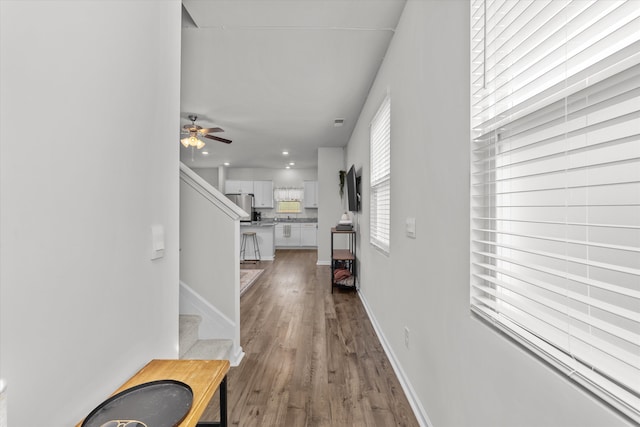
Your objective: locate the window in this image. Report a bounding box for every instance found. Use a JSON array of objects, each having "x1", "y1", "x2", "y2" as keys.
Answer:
[
  {"x1": 276, "y1": 201, "x2": 301, "y2": 214},
  {"x1": 370, "y1": 95, "x2": 391, "y2": 254},
  {"x1": 470, "y1": 1, "x2": 640, "y2": 421}
]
